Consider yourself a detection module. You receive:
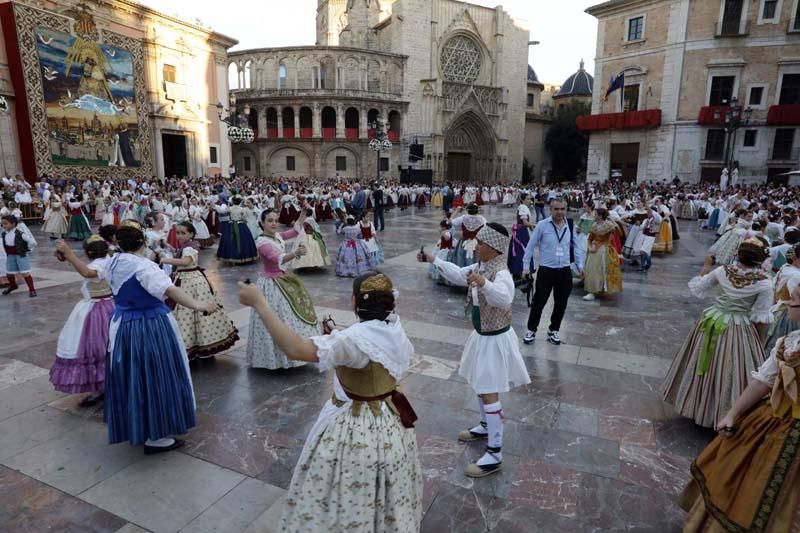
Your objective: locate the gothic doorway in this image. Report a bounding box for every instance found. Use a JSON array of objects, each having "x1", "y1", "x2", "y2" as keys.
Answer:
[{"x1": 444, "y1": 110, "x2": 496, "y2": 182}]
